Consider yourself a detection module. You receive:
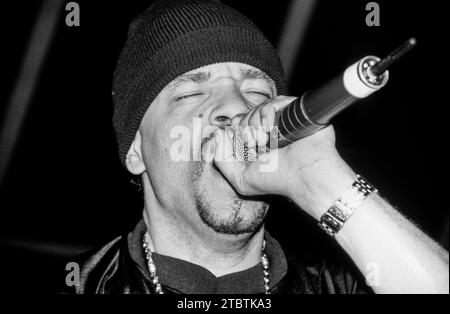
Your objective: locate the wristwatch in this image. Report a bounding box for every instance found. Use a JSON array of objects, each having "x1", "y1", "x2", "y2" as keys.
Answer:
[{"x1": 318, "y1": 175, "x2": 378, "y2": 237}]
